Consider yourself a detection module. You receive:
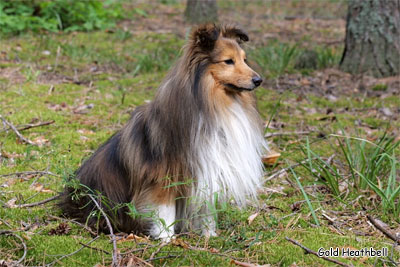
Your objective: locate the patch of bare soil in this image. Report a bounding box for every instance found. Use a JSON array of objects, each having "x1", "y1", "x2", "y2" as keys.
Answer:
[
  {"x1": 0, "y1": 67, "x2": 25, "y2": 84},
  {"x1": 268, "y1": 69, "x2": 400, "y2": 97},
  {"x1": 119, "y1": 5, "x2": 188, "y2": 37},
  {"x1": 119, "y1": 2, "x2": 346, "y2": 46}
]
